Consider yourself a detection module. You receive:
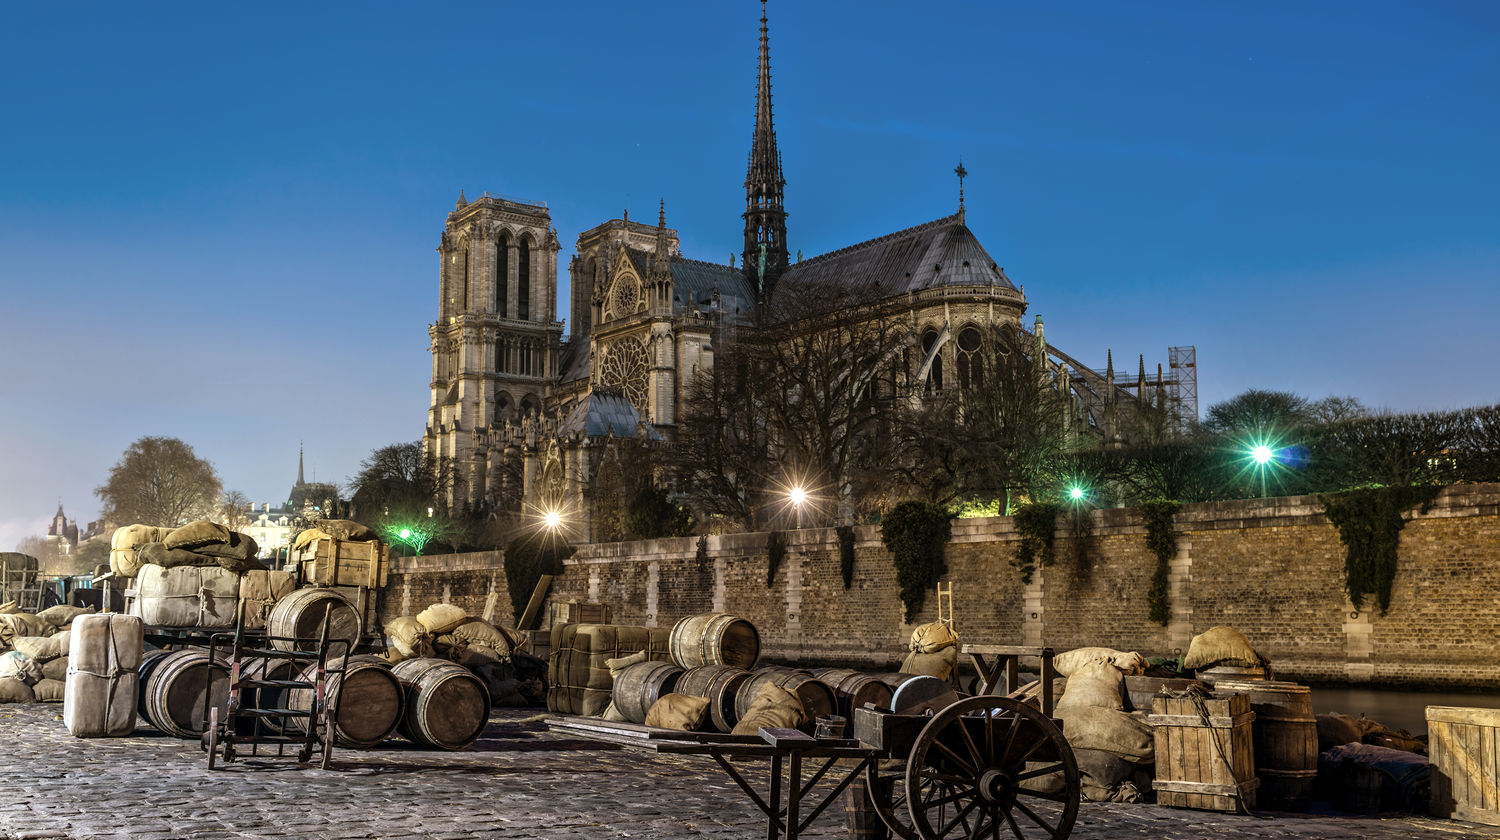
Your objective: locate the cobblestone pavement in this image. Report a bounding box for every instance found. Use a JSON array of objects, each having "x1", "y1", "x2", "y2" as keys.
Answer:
[{"x1": 0, "y1": 704, "x2": 1496, "y2": 840}]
